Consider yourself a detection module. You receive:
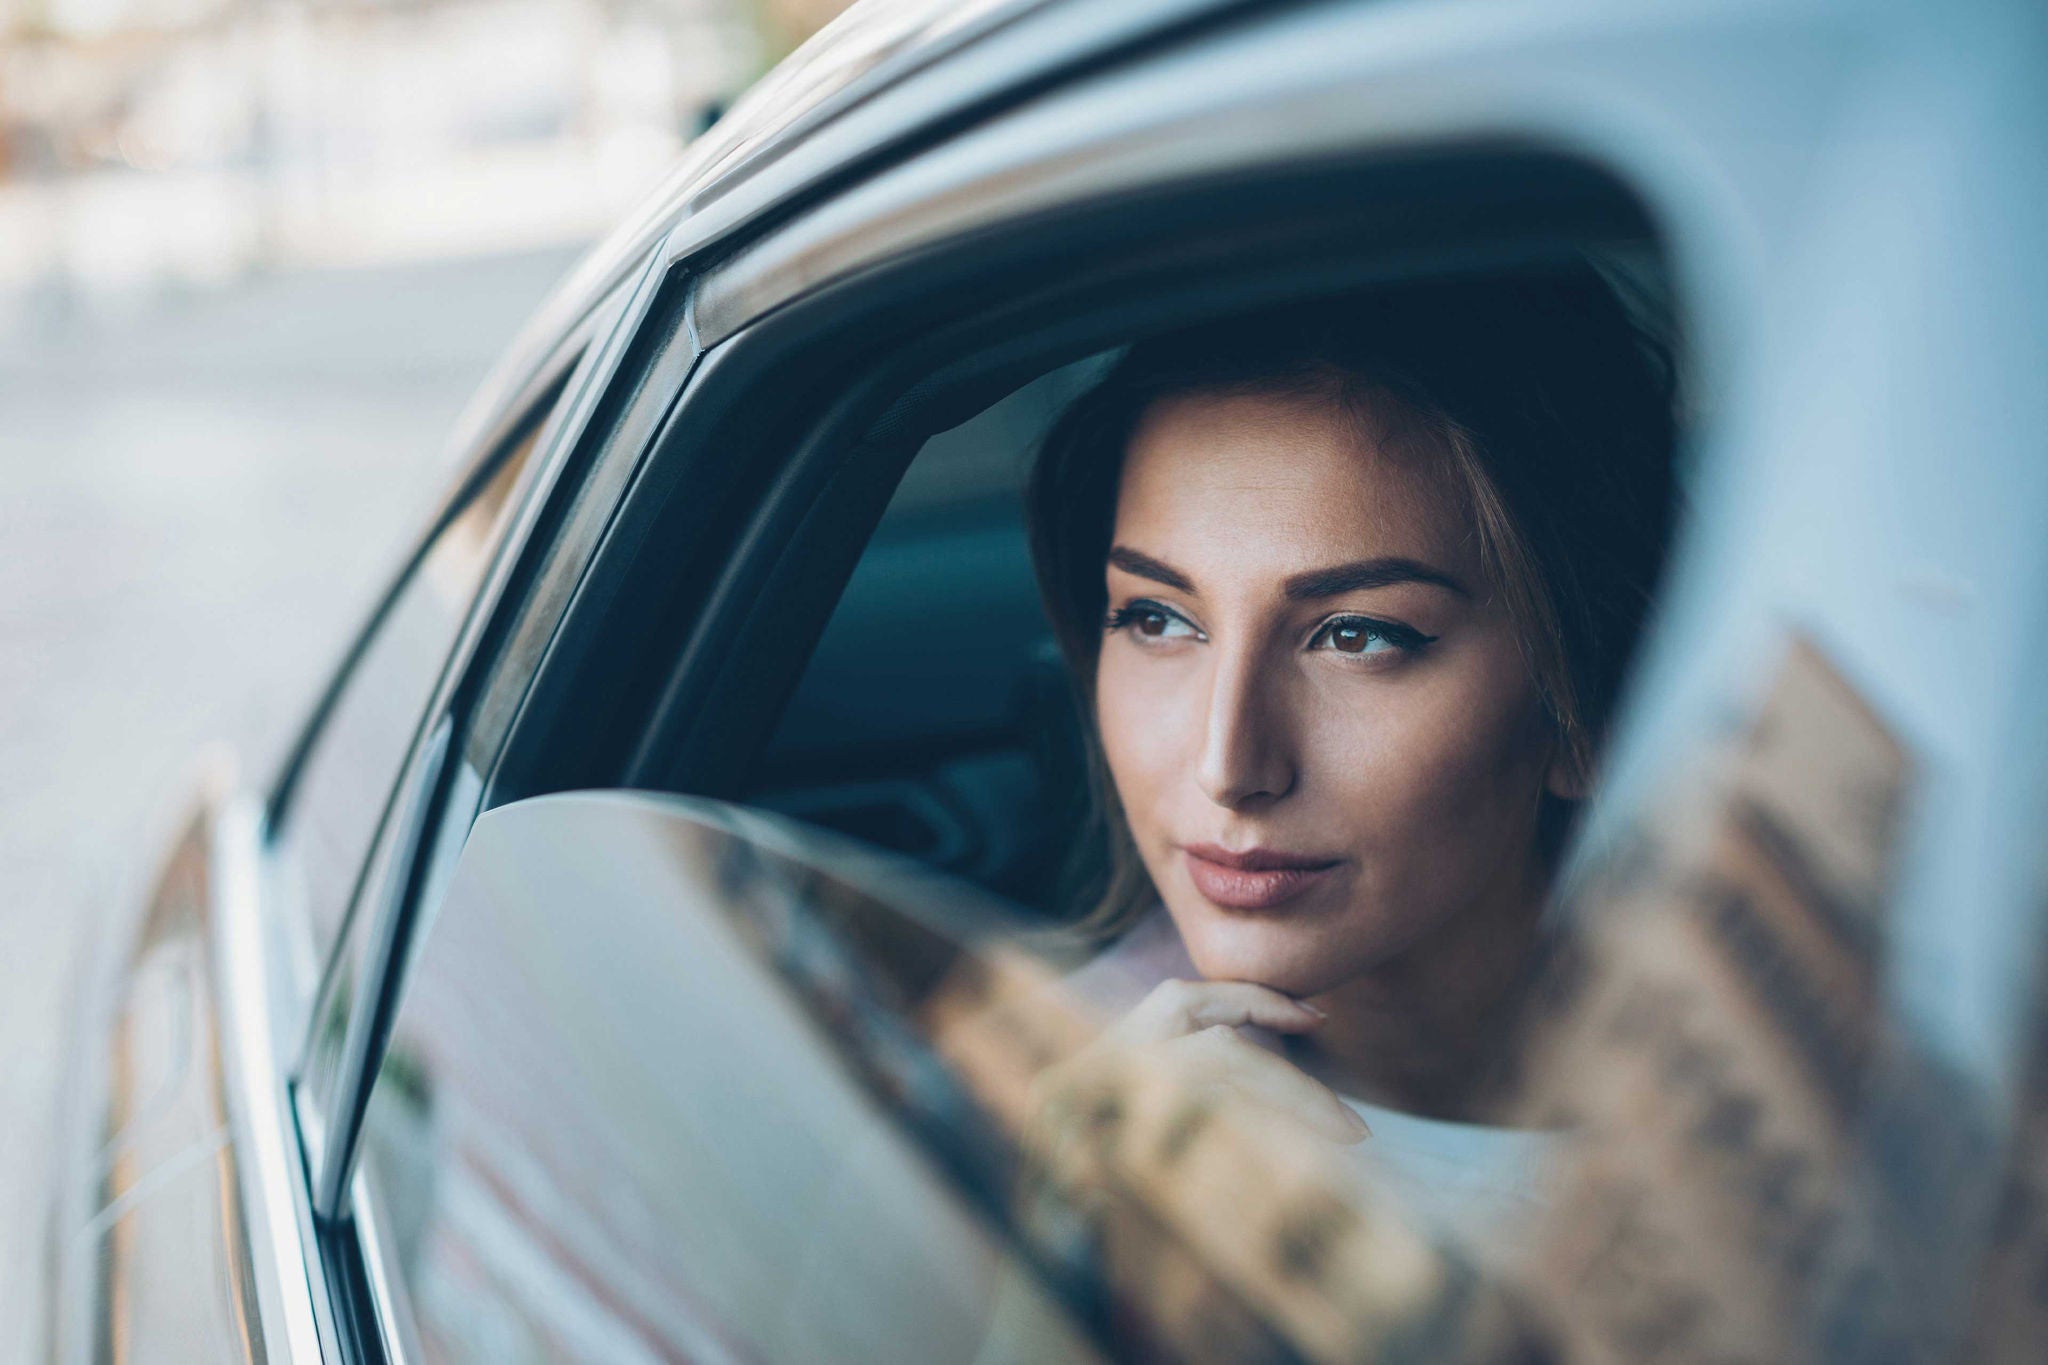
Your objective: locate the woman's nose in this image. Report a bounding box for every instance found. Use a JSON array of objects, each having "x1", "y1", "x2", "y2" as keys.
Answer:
[{"x1": 1194, "y1": 644, "x2": 1297, "y2": 809}]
